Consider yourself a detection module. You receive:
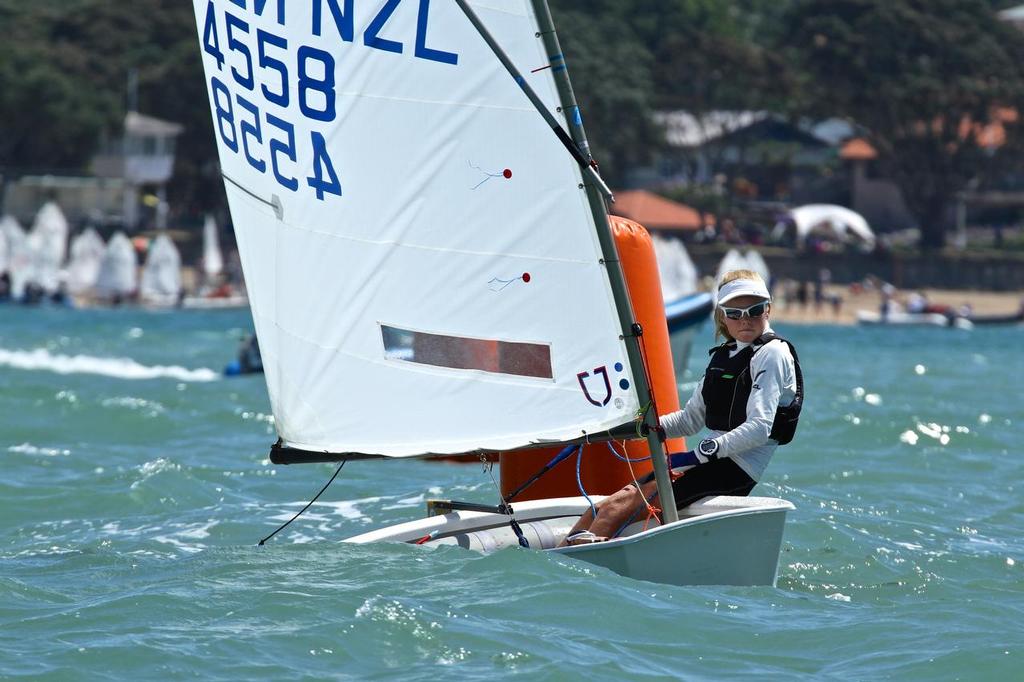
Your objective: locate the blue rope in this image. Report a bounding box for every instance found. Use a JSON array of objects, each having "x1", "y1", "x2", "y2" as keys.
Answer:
[
  {"x1": 605, "y1": 441, "x2": 651, "y2": 463},
  {"x1": 575, "y1": 445, "x2": 596, "y2": 518}
]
